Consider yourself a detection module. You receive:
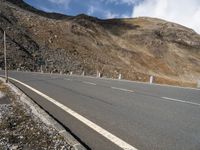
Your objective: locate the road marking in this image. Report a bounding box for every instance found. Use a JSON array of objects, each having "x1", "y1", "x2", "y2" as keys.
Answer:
[
  {"x1": 69, "y1": 74, "x2": 200, "y2": 91},
  {"x1": 50, "y1": 77, "x2": 59, "y2": 79},
  {"x1": 162, "y1": 97, "x2": 200, "y2": 106},
  {"x1": 8, "y1": 77, "x2": 137, "y2": 150},
  {"x1": 111, "y1": 87, "x2": 134, "y2": 93},
  {"x1": 82, "y1": 81, "x2": 96, "y2": 85},
  {"x1": 64, "y1": 78, "x2": 71, "y2": 81}
]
